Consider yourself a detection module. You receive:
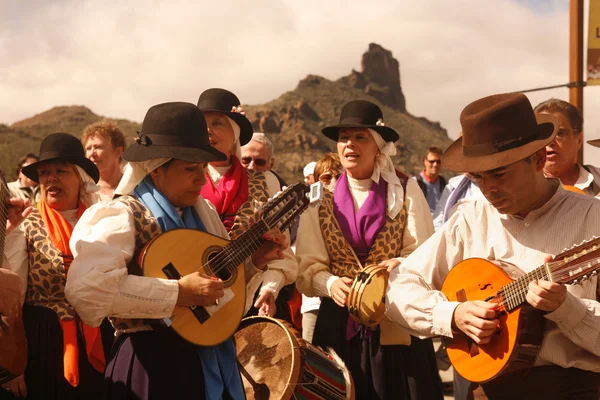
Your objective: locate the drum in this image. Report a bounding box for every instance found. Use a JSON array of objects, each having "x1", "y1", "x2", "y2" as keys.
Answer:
[
  {"x1": 235, "y1": 316, "x2": 354, "y2": 400},
  {"x1": 346, "y1": 264, "x2": 388, "y2": 328}
]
